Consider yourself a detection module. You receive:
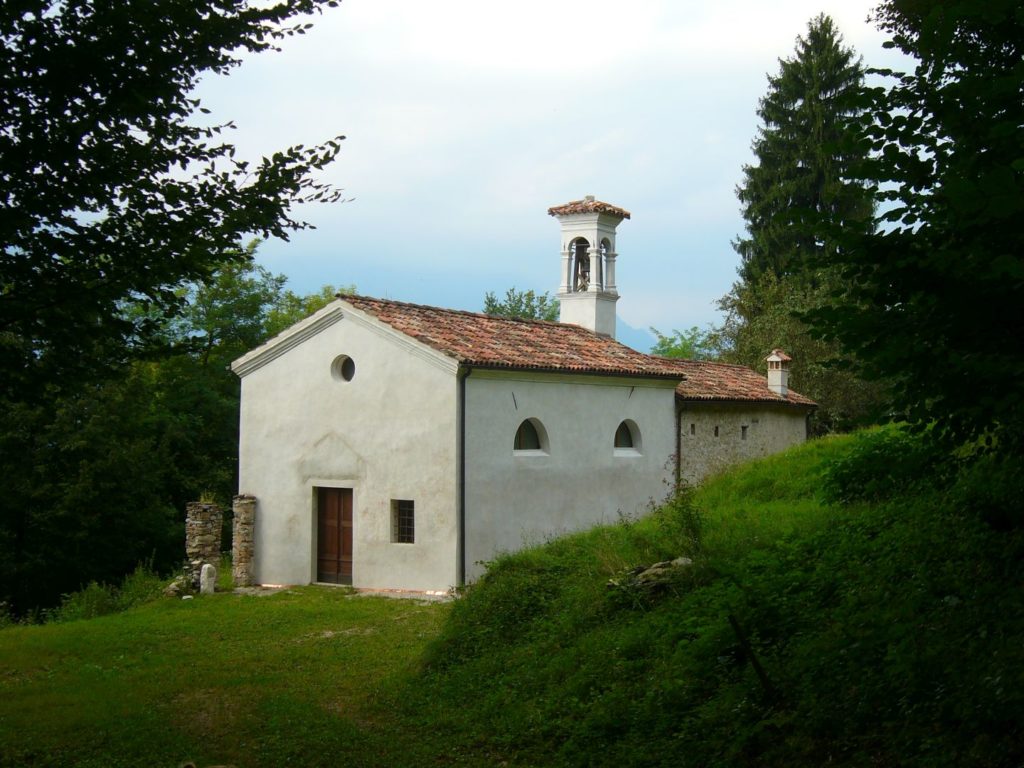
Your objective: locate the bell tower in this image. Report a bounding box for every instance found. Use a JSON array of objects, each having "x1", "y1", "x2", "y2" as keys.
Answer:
[{"x1": 548, "y1": 196, "x2": 631, "y2": 337}]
